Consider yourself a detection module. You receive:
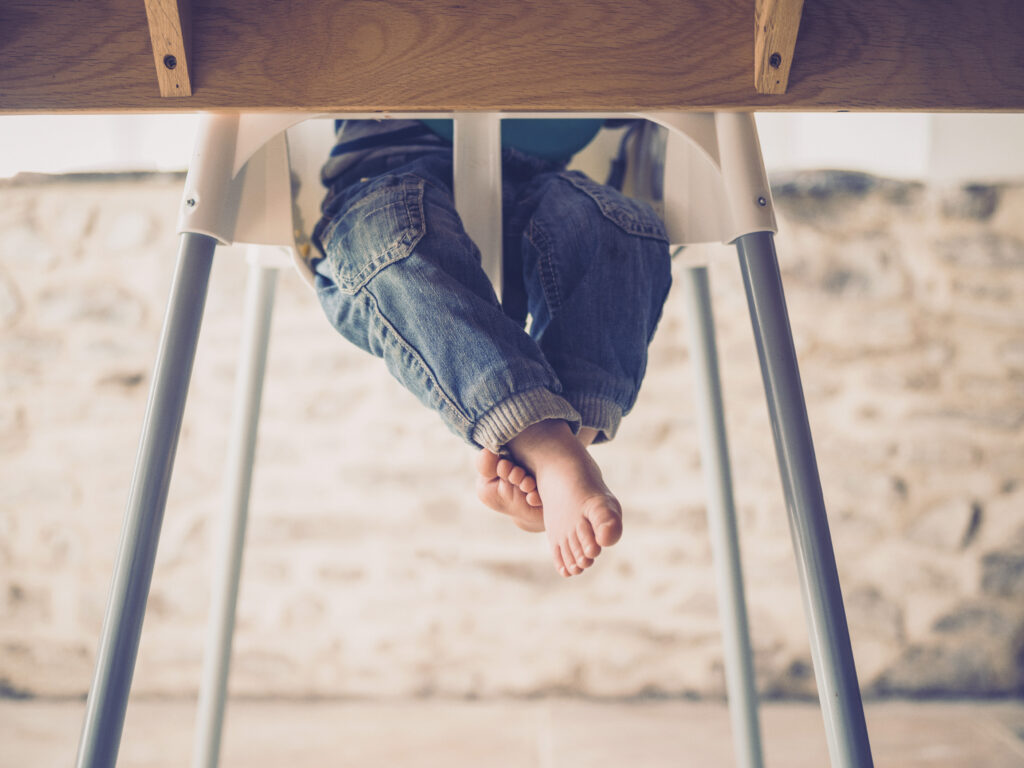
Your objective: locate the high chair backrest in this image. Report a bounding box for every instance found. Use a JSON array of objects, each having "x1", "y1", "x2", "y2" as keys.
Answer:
[{"x1": 177, "y1": 113, "x2": 778, "y2": 292}]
